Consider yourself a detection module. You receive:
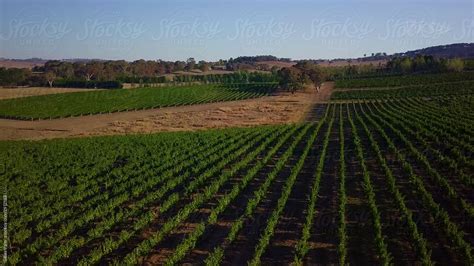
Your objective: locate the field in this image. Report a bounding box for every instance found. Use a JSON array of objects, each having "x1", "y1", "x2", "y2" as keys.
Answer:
[
  {"x1": 1, "y1": 0, "x2": 472, "y2": 263},
  {"x1": 0, "y1": 88, "x2": 322, "y2": 141},
  {"x1": 0, "y1": 87, "x2": 104, "y2": 100},
  {"x1": 1, "y1": 71, "x2": 473, "y2": 265},
  {"x1": 332, "y1": 81, "x2": 474, "y2": 99},
  {"x1": 0, "y1": 83, "x2": 276, "y2": 120},
  {"x1": 334, "y1": 72, "x2": 474, "y2": 88}
]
